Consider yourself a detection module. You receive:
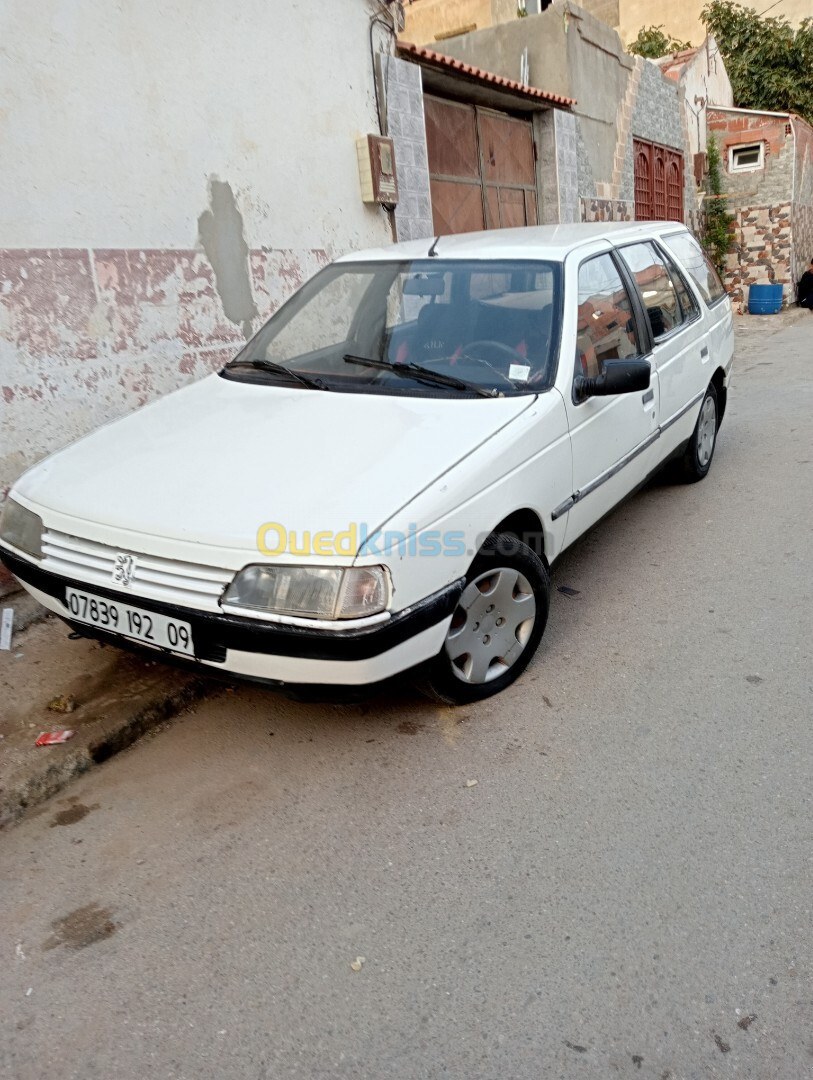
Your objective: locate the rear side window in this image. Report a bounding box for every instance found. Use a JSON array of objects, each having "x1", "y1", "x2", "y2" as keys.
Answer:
[
  {"x1": 663, "y1": 232, "x2": 726, "y2": 306},
  {"x1": 618, "y1": 242, "x2": 682, "y2": 339},
  {"x1": 575, "y1": 254, "x2": 641, "y2": 380},
  {"x1": 663, "y1": 248, "x2": 701, "y2": 323}
]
